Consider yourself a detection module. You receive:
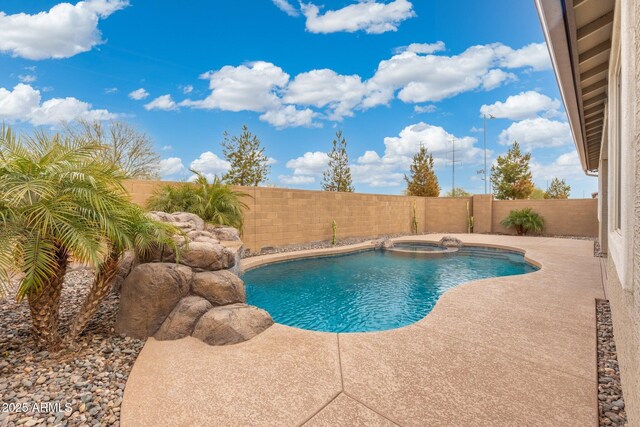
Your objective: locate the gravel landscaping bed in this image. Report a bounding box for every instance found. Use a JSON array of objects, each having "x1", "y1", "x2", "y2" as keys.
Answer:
[
  {"x1": 242, "y1": 233, "x2": 597, "y2": 258},
  {"x1": 0, "y1": 269, "x2": 144, "y2": 427},
  {"x1": 597, "y1": 299, "x2": 627, "y2": 426},
  {"x1": 242, "y1": 233, "x2": 410, "y2": 258}
]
